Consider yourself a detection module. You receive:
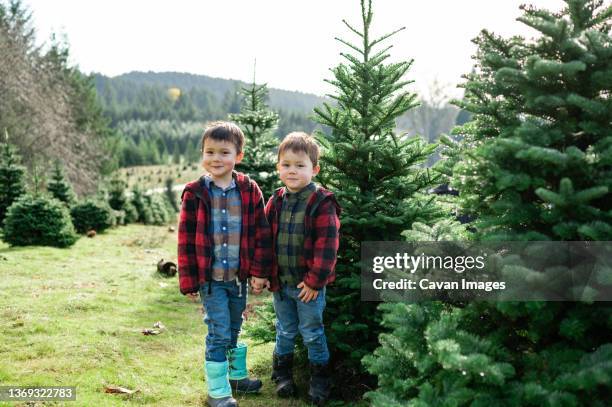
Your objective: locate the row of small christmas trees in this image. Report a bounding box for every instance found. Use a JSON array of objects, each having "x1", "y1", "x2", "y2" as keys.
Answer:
[
  {"x1": 0, "y1": 141, "x2": 76, "y2": 221},
  {"x1": 0, "y1": 140, "x2": 177, "y2": 247}
]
